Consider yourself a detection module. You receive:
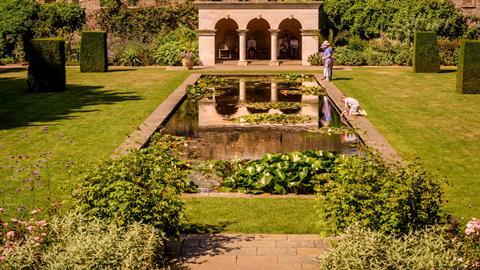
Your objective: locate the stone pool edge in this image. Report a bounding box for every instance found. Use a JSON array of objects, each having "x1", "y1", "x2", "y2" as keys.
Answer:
[
  {"x1": 113, "y1": 73, "x2": 202, "y2": 157},
  {"x1": 316, "y1": 75, "x2": 401, "y2": 163}
]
